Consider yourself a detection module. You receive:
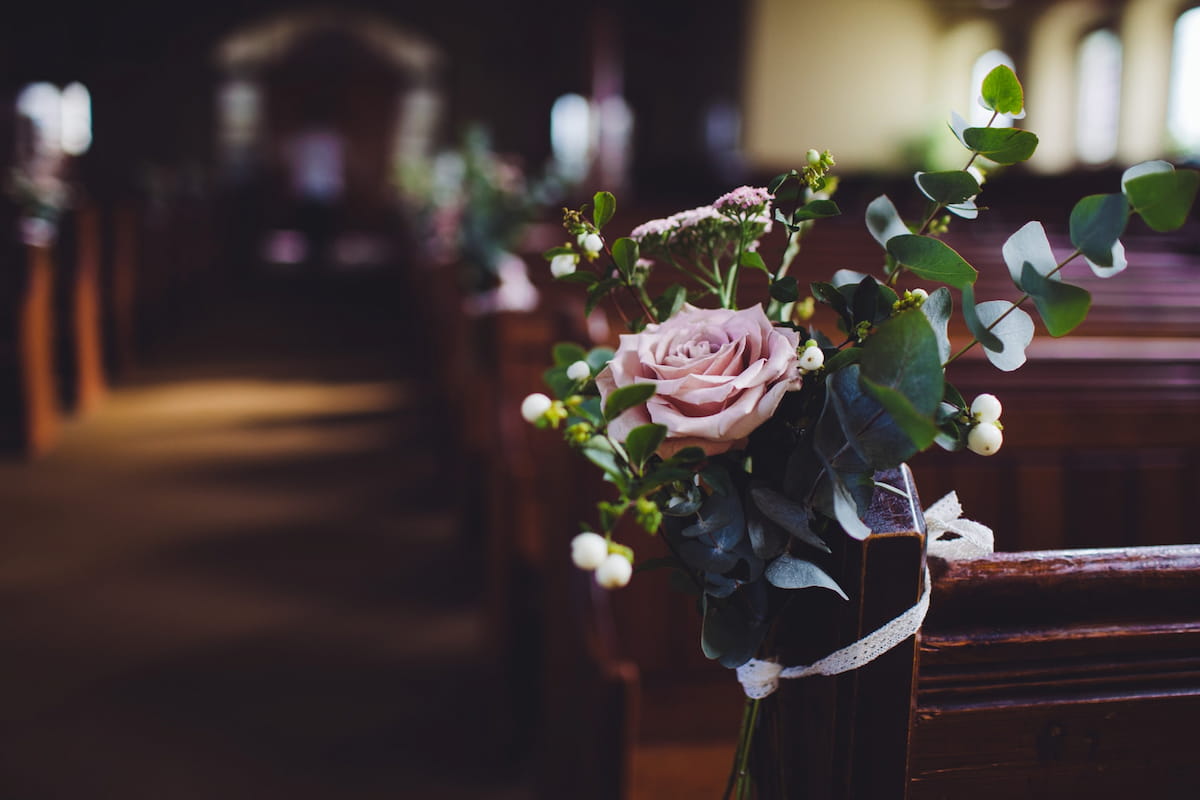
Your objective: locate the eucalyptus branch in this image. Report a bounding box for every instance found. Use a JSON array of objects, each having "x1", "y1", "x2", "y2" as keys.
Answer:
[{"x1": 943, "y1": 247, "x2": 1084, "y2": 366}]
